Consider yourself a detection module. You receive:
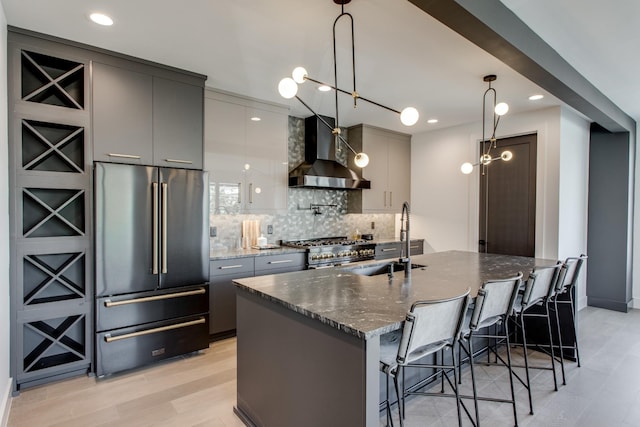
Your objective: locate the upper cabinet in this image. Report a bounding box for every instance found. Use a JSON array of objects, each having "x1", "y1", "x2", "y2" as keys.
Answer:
[
  {"x1": 347, "y1": 124, "x2": 411, "y2": 214},
  {"x1": 205, "y1": 89, "x2": 288, "y2": 214},
  {"x1": 92, "y1": 62, "x2": 204, "y2": 169}
]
